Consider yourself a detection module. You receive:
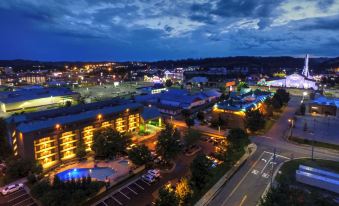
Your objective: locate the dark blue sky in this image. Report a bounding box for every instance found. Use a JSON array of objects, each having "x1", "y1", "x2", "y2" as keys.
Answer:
[{"x1": 0, "y1": 0, "x2": 339, "y2": 61}]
